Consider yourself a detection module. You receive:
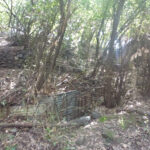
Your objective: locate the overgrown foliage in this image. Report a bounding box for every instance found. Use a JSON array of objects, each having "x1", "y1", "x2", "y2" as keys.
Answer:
[{"x1": 0, "y1": 0, "x2": 150, "y2": 108}]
